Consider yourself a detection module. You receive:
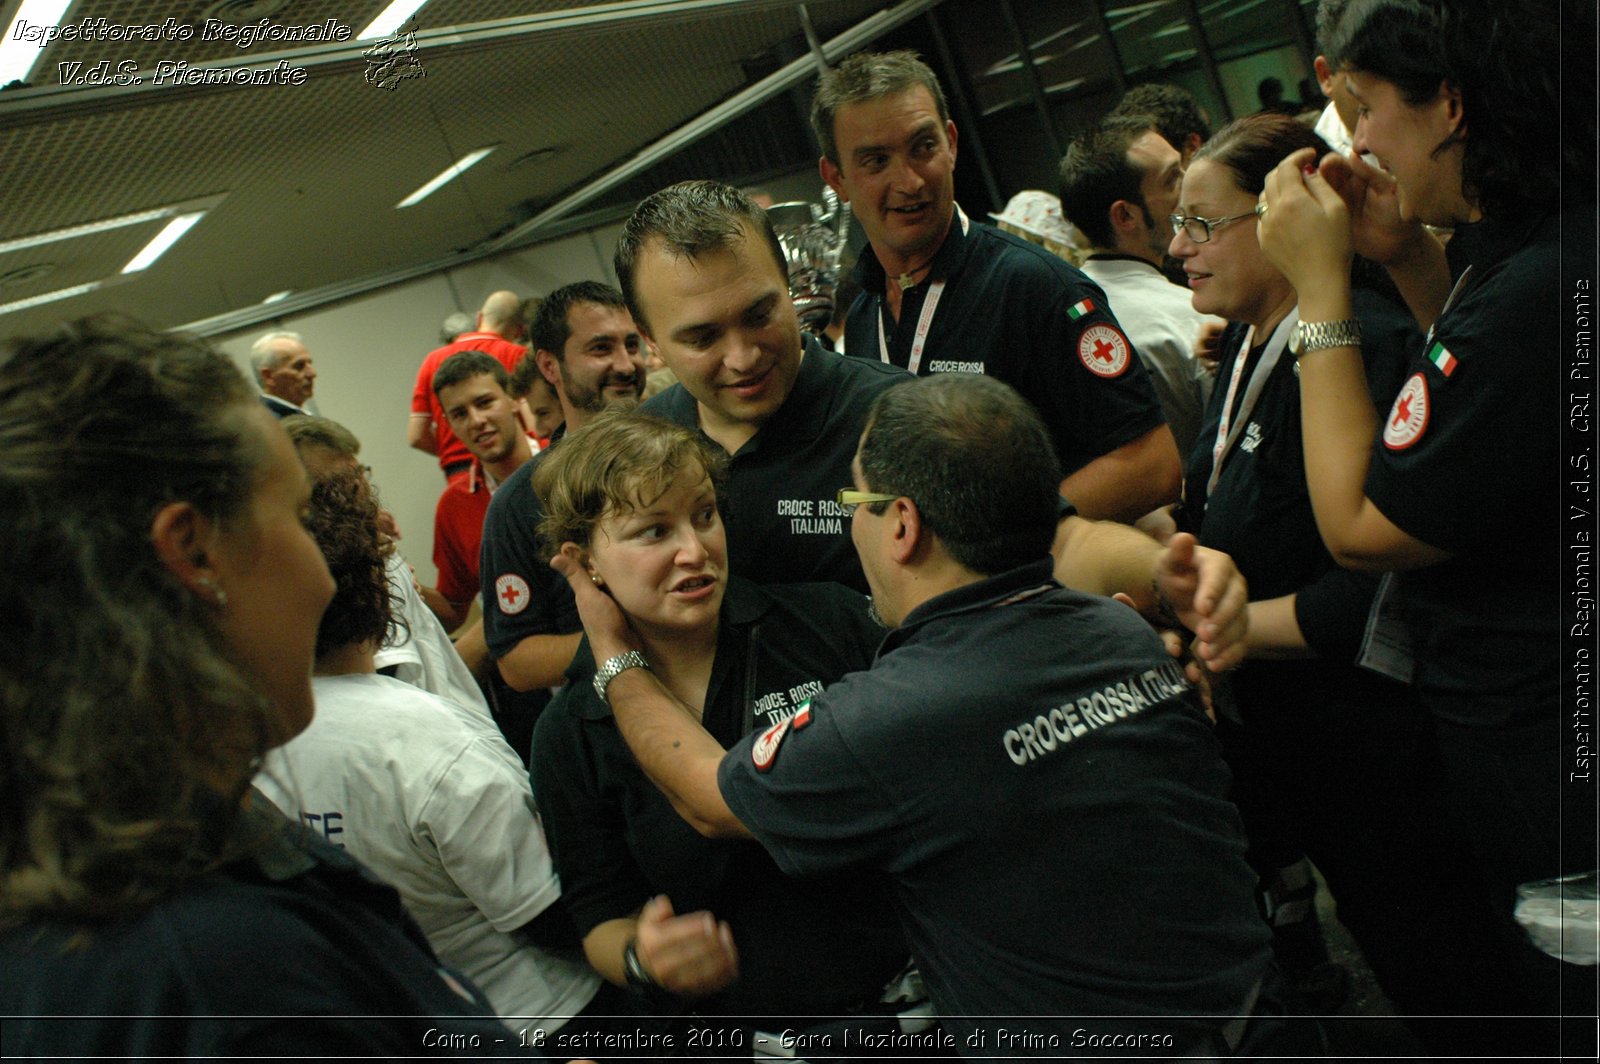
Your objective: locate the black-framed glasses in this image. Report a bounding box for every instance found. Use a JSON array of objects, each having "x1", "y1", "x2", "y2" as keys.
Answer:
[
  {"x1": 1169, "y1": 202, "x2": 1266, "y2": 244},
  {"x1": 836, "y1": 488, "x2": 898, "y2": 516}
]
